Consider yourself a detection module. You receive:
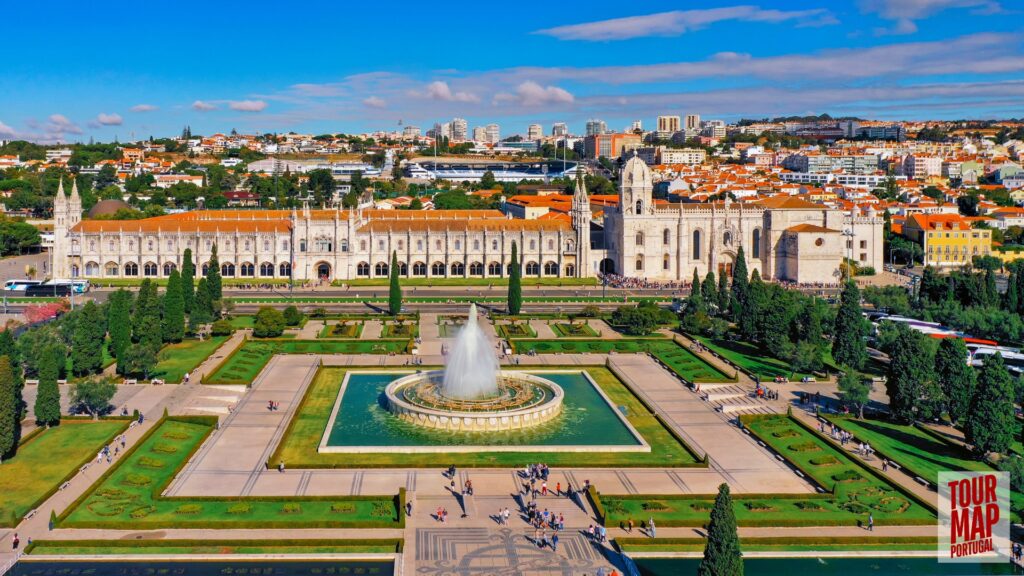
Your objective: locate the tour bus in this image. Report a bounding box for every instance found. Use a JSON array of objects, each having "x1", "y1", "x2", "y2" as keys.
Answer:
[
  {"x1": 927, "y1": 334, "x2": 1000, "y2": 349},
  {"x1": 49, "y1": 279, "x2": 90, "y2": 294},
  {"x1": 970, "y1": 345, "x2": 1024, "y2": 375},
  {"x1": 3, "y1": 279, "x2": 42, "y2": 291},
  {"x1": 24, "y1": 283, "x2": 72, "y2": 297}
]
